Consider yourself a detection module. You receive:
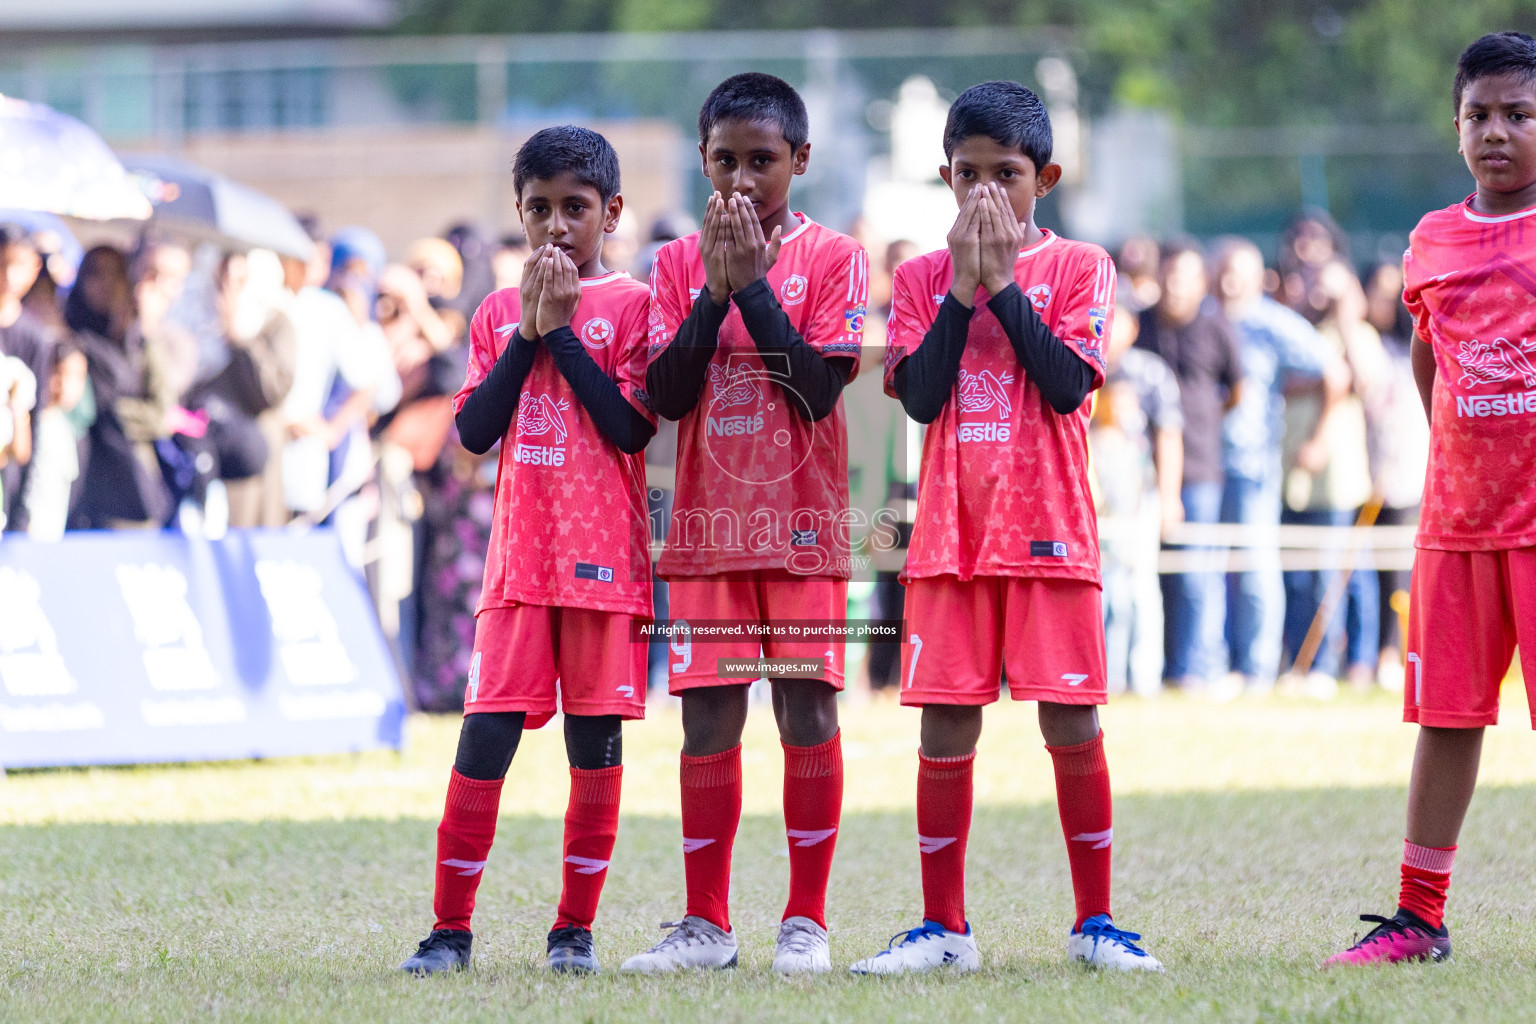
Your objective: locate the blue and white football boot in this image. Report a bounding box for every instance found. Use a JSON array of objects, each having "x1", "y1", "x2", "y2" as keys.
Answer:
[
  {"x1": 1067, "y1": 914, "x2": 1164, "y2": 972},
  {"x1": 848, "y1": 920, "x2": 980, "y2": 975}
]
